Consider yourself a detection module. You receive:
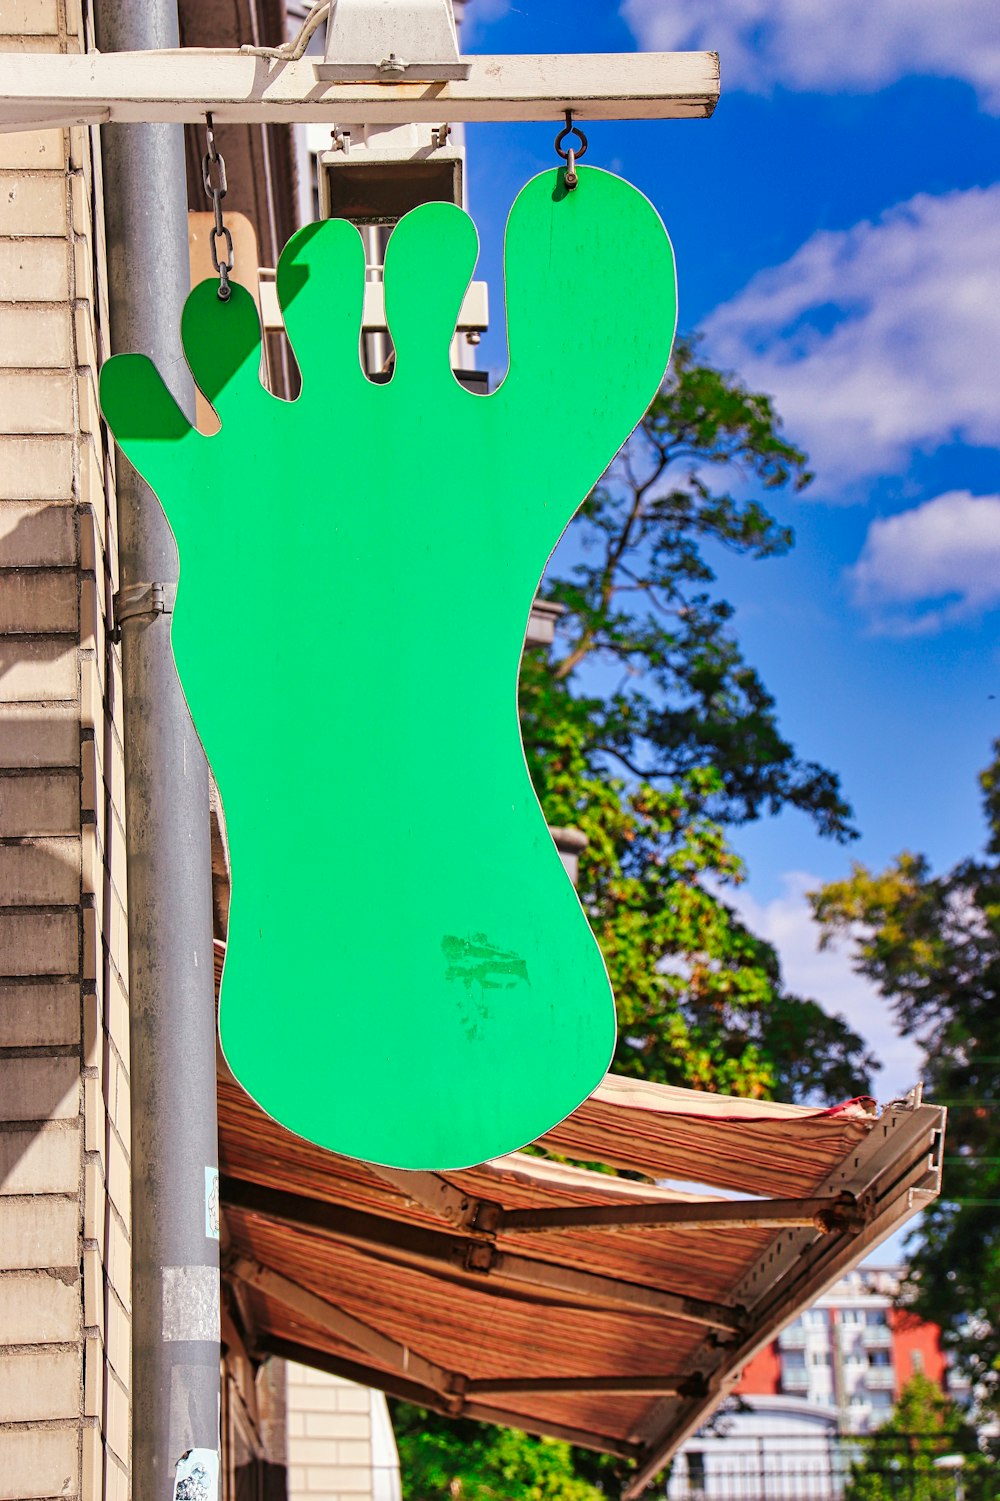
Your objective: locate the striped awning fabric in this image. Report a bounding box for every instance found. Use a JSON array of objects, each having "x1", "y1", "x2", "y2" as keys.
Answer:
[{"x1": 216, "y1": 995, "x2": 943, "y2": 1495}]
